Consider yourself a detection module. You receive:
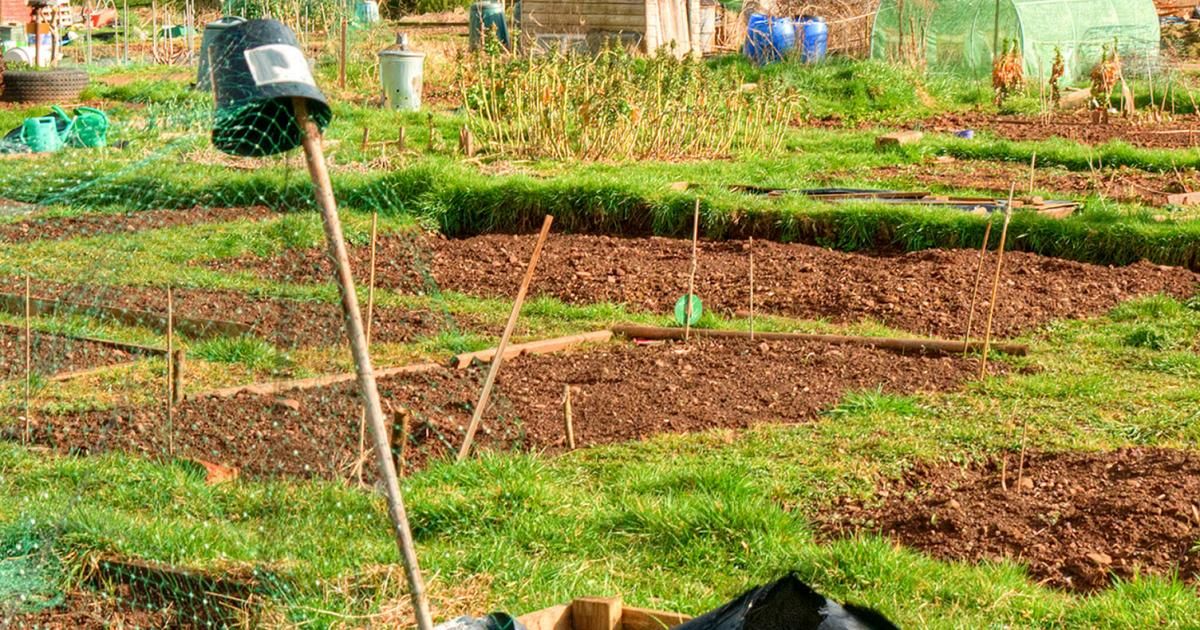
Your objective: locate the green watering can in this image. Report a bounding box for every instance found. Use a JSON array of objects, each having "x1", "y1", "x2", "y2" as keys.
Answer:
[
  {"x1": 20, "y1": 117, "x2": 63, "y2": 153},
  {"x1": 53, "y1": 105, "x2": 109, "y2": 148}
]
